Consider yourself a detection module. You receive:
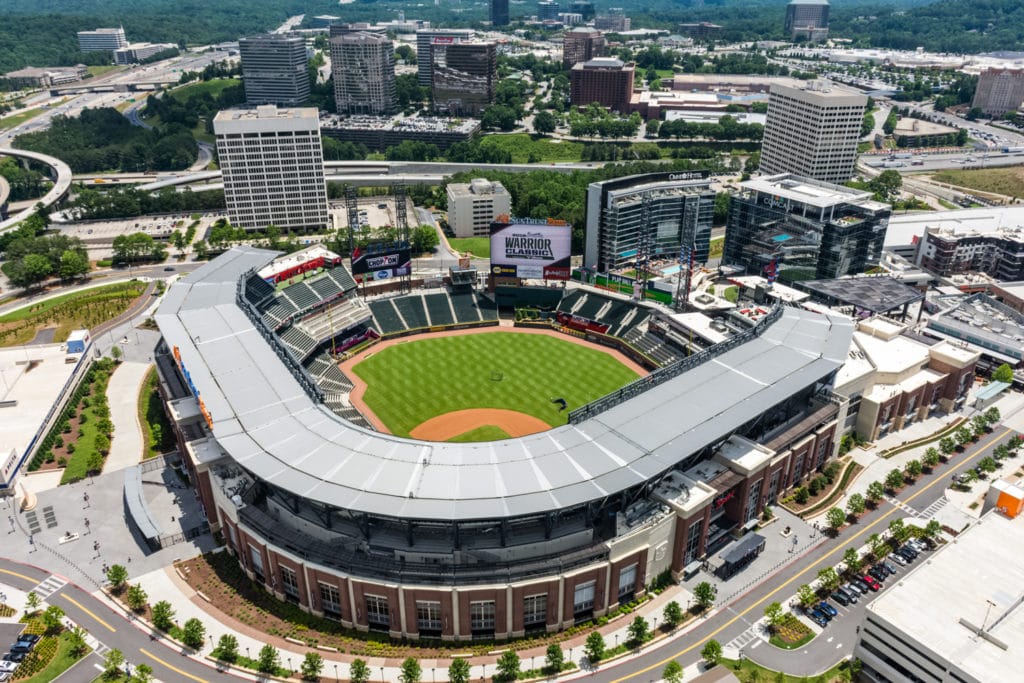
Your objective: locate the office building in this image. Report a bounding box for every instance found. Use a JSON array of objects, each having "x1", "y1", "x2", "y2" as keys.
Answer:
[
  {"x1": 915, "y1": 225, "x2": 1024, "y2": 281},
  {"x1": 855, "y1": 510, "x2": 1024, "y2": 683},
  {"x1": 4, "y1": 65, "x2": 87, "y2": 88},
  {"x1": 562, "y1": 27, "x2": 606, "y2": 69},
  {"x1": 972, "y1": 68, "x2": 1024, "y2": 117},
  {"x1": 213, "y1": 106, "x2": 329, "y2": 232},
  {"x1": 760, "y1": 82, "x2": 867, "y2": 184},
  {"x1": 678, "y1": 23, "x2": 723, "y2": 40},
  {"x1": 432, "y1": 42, "x2": 497, "y2": 117},
  {"x1": 723, "y1": 174, "x2": 891, "y2": 281},
  {"x1": 925, "y1": 294, "x2": 1024, "y2": 366},
  {"x1": 570, "y1": 58, "x2": 634, "y2": 113},
  {"x1": 321, "y1": 114, "x2": 480, "y2": 152},
  {"x1": 77, "y1": 27, "x2": 128, "y2": 52},
  {"x1": 570, "y1": 1, "x2": 596, "y2": 20},
  {"x1": 491, "y1": 0, "x2": 510, "y2": 26},
  {"x1": 585, "y1": 172, "x2": 715, "y2": 273},
  {"x1": 329, "y1": 29, "x2": 397, "y2": 116},
  {"x1": 416, "y1": 29, "x2": 474, "y2": 87},
  {"x1": 113, "y1": 43, "x2": 177, "y2": 65},
  {"x1": 238, "y1": 34, "x2": 310, "y2": 107},
  {"x1": 784, "y1": 0, "x2": 830, "y2": 42},
  {"x1": 537, "y1": 1, "x2": 560, "y2": 21},
  {"x1": 595, "y1": 12, "x2": 631, "y2": 33},
  {"x1": 446, "y1": 178, "x2": 512, "y2": 238}
]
